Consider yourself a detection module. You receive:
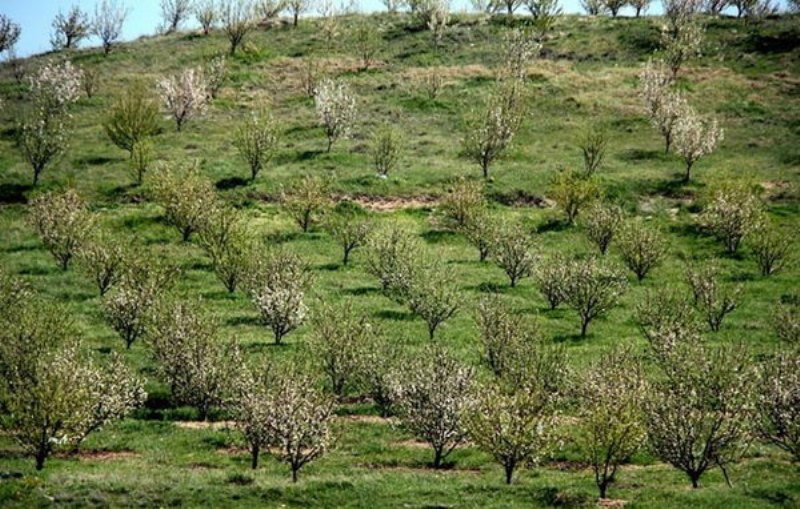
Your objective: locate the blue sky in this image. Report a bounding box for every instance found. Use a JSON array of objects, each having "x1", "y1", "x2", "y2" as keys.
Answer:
[{"x1": 0, "y1": 0, "x2": 788, "y2": 58}]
